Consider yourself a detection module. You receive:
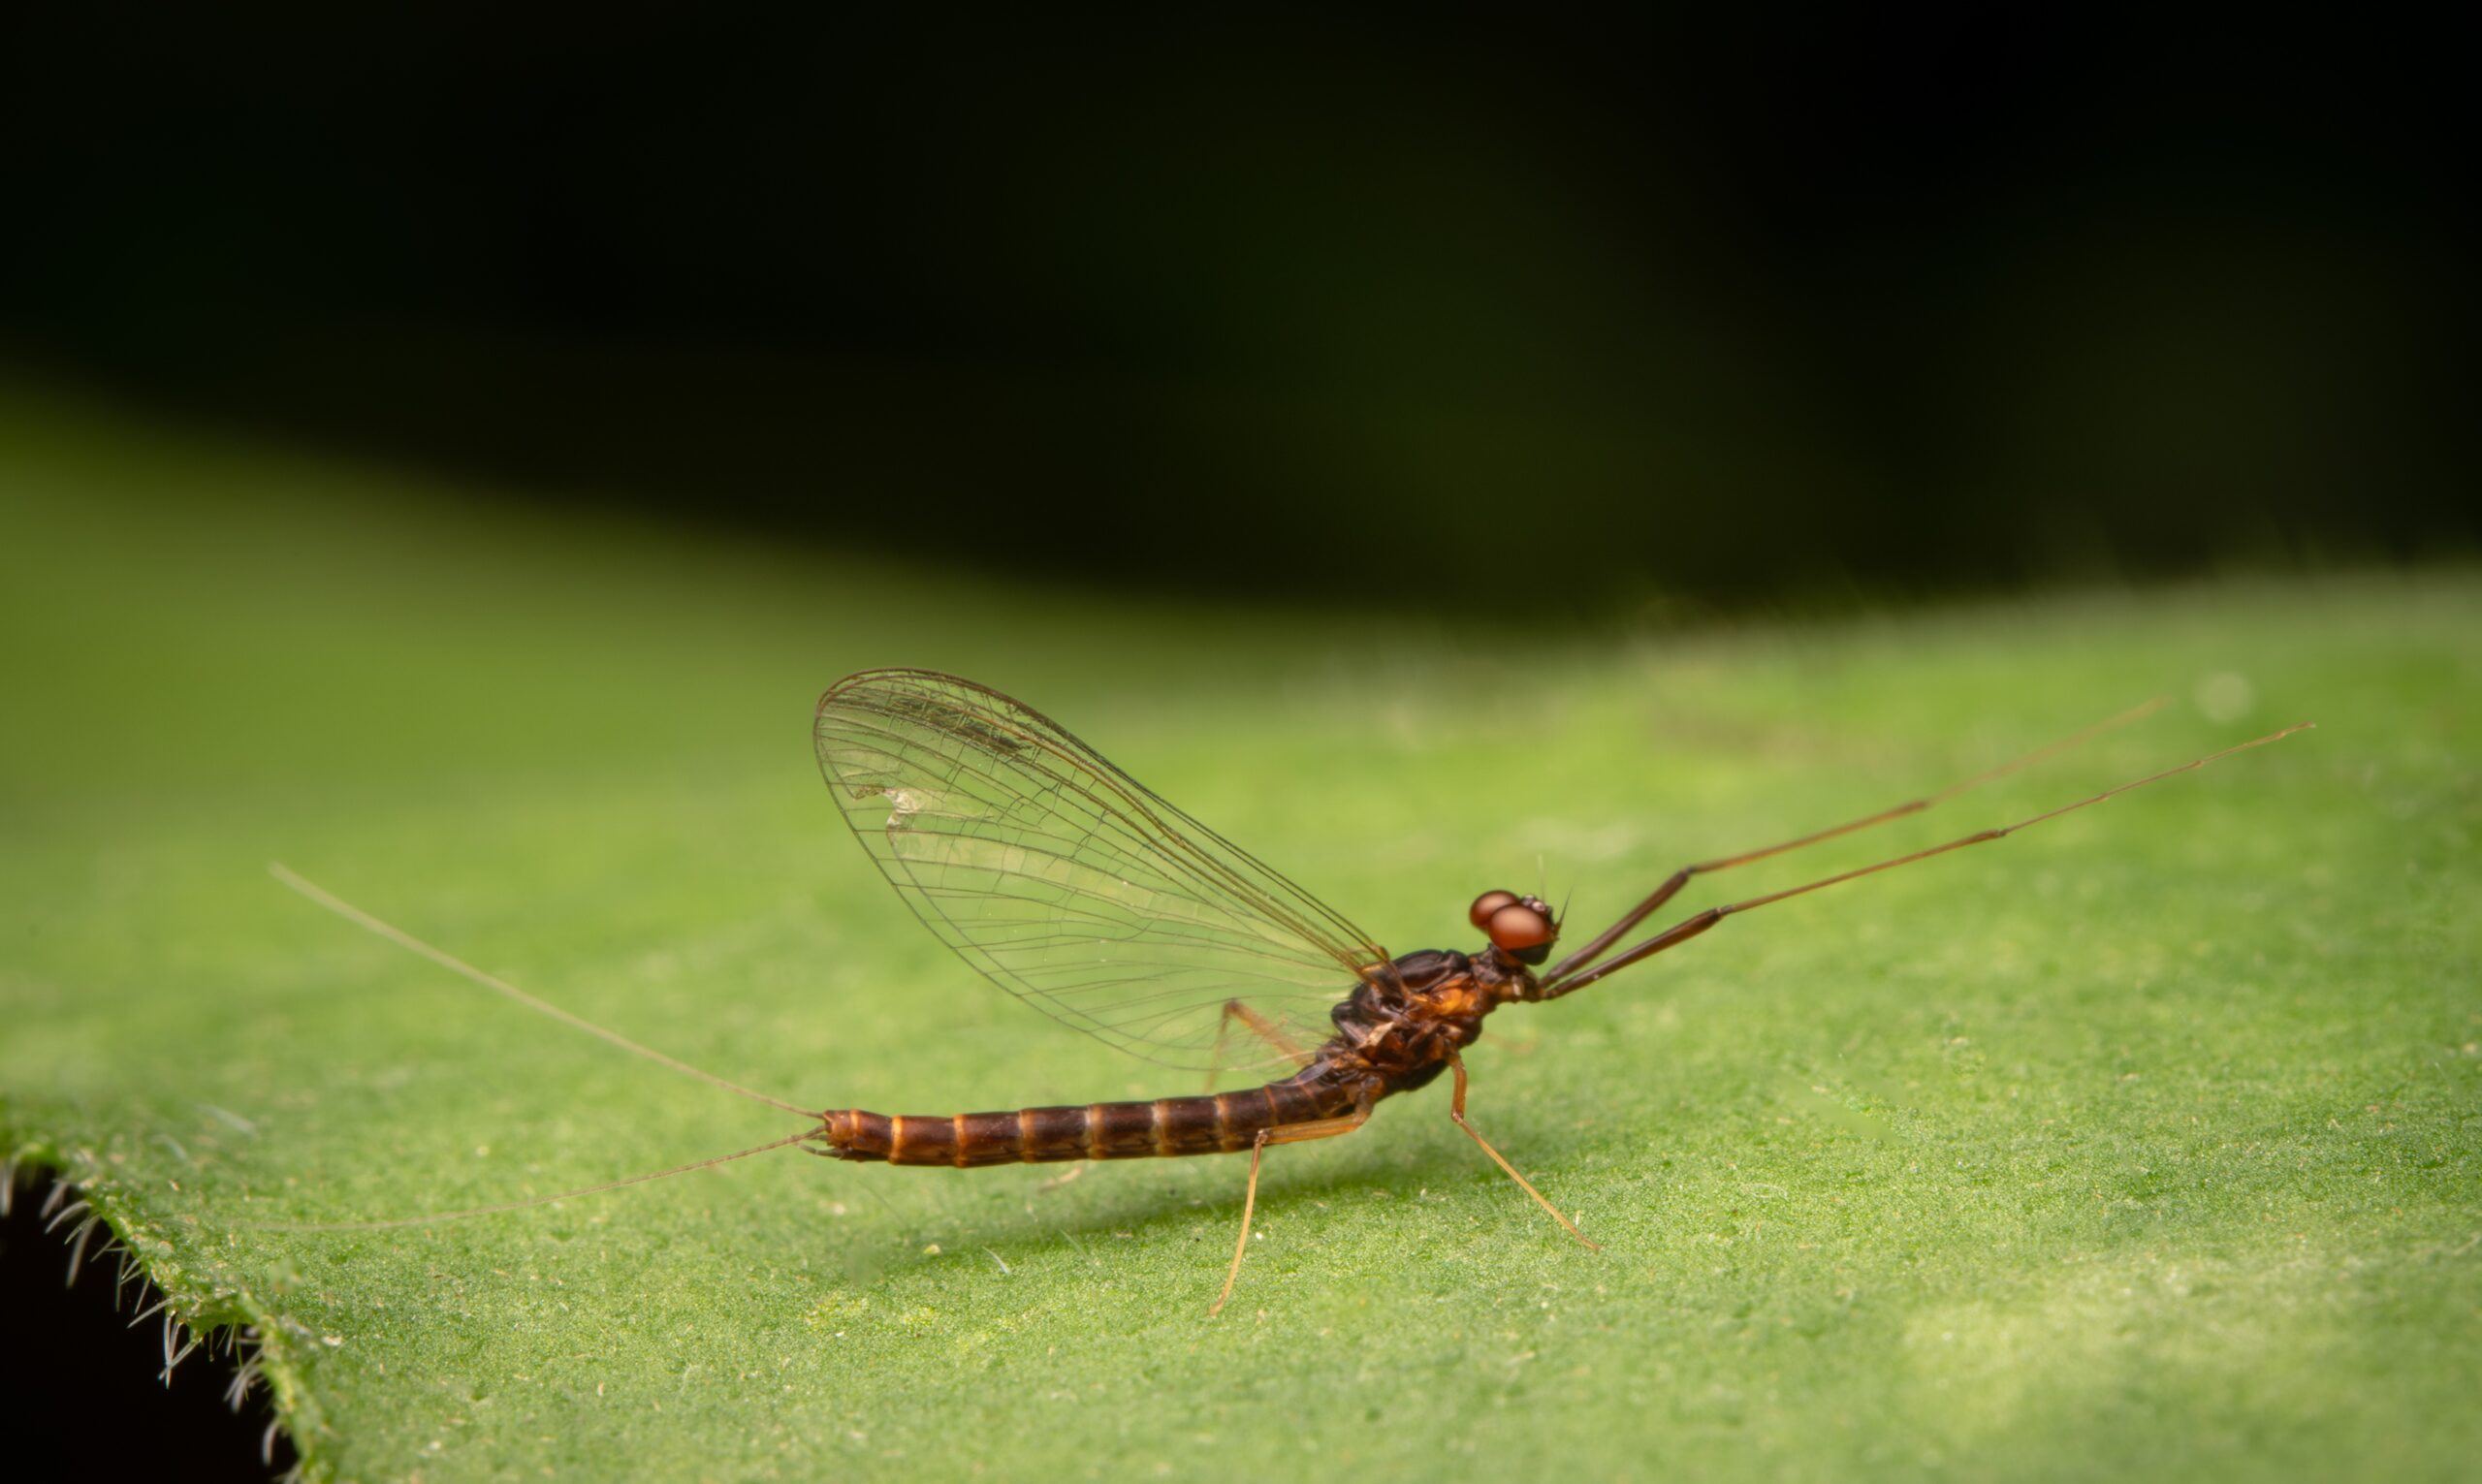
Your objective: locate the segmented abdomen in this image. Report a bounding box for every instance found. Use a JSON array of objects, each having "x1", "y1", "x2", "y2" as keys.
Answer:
[{"x1": 819, "y1": 1076, "x2": 1349, "y2": 1167}]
